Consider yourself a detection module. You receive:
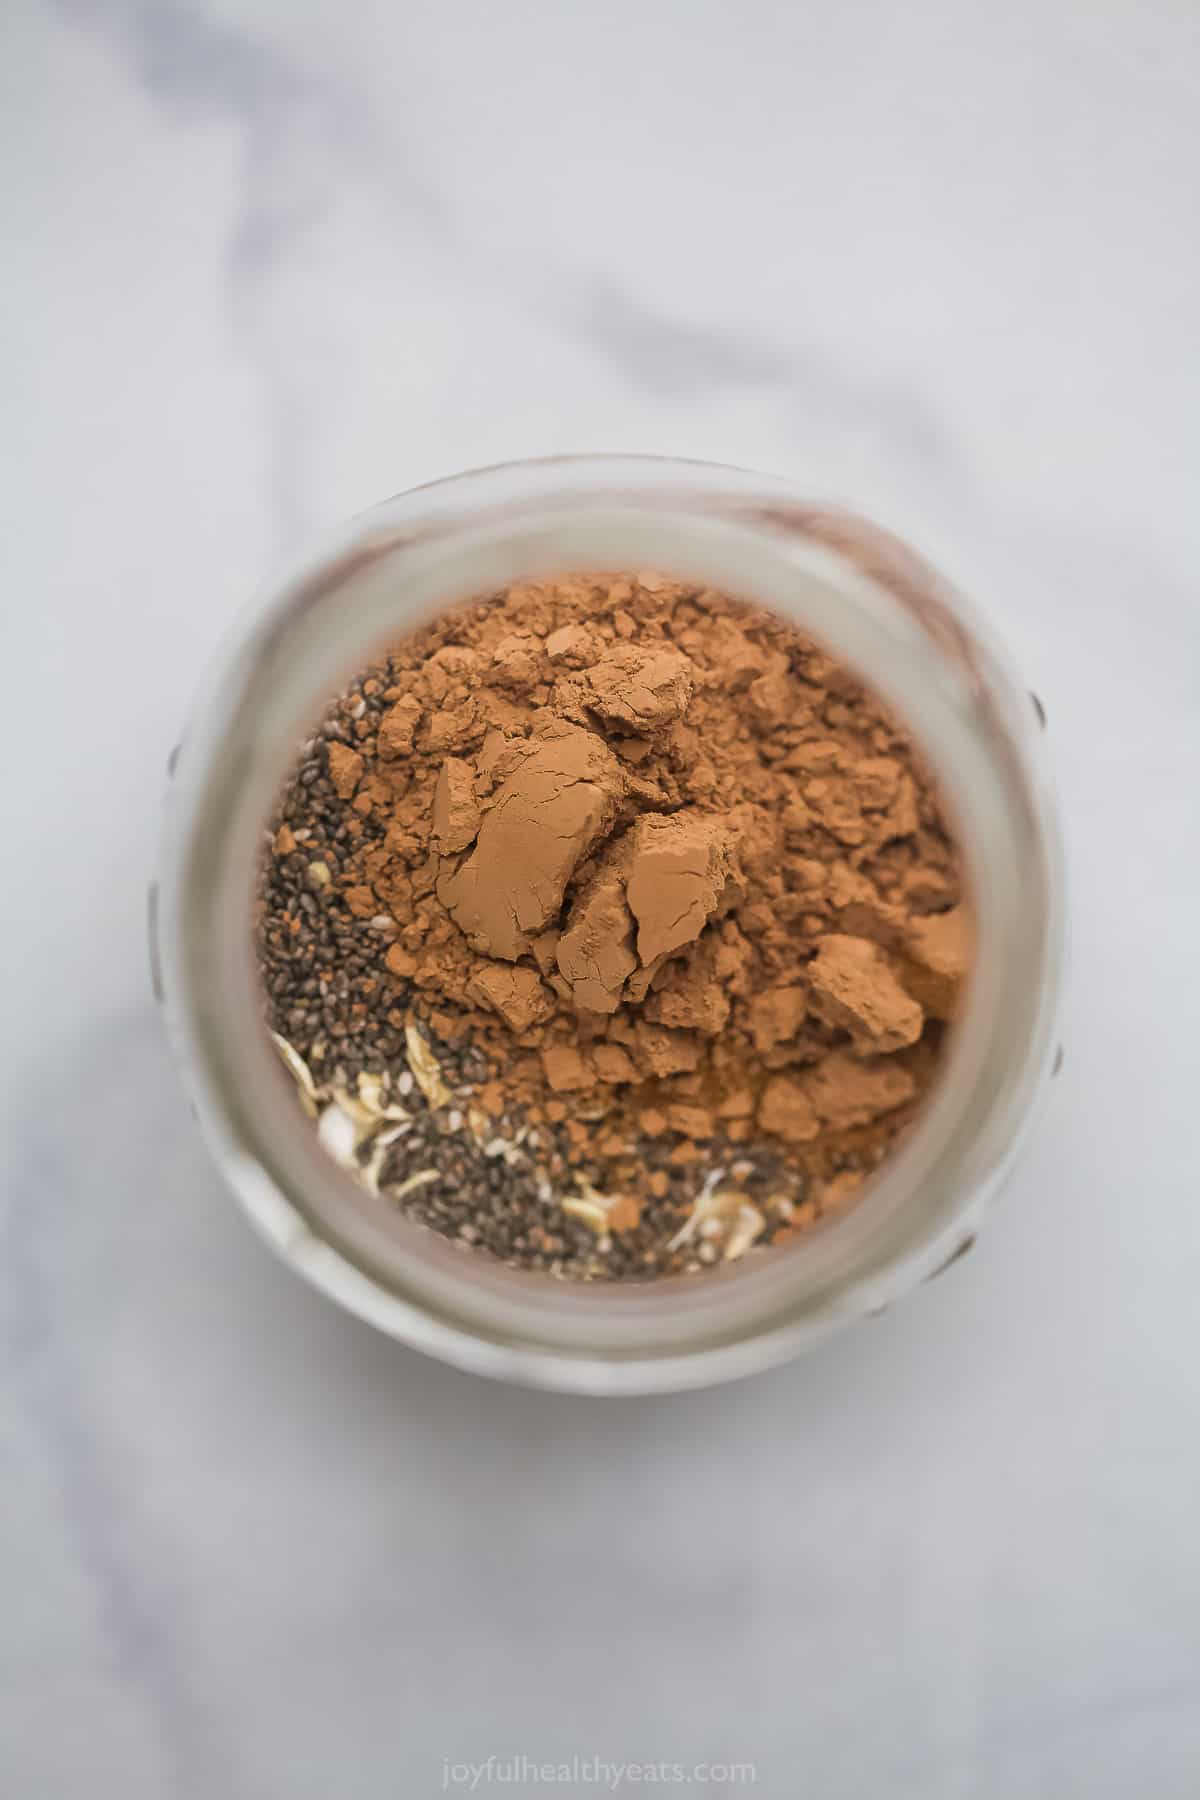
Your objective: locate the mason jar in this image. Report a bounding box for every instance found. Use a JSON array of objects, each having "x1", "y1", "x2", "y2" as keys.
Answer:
[{"x1": 150, "y1": 455, "x2": 1063, "y2": 1394}]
